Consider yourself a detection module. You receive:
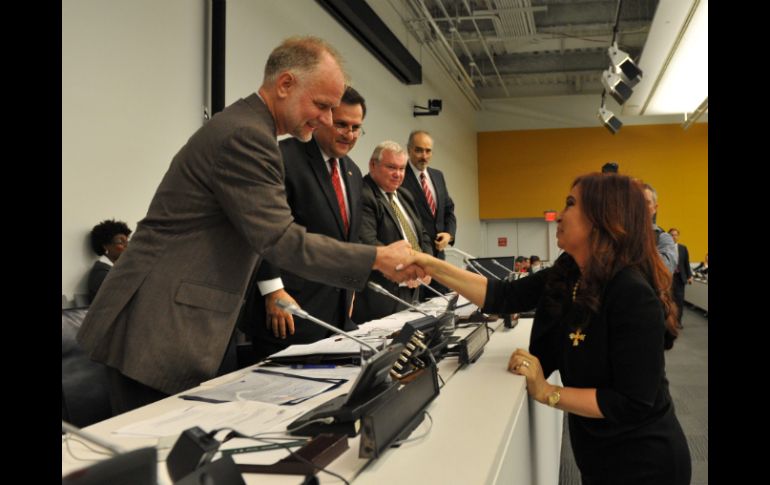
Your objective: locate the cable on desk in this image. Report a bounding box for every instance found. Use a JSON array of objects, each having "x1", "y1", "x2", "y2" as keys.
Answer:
[
  {"x1": 63, "y1": 434, "x2": 113, "y2": 462},
  {"x1": 222, "y1": 428, "x2": 351, "y2": 485},
  {"x1": 392, "y1": 411, "x2": 433, "y2": 445}
]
